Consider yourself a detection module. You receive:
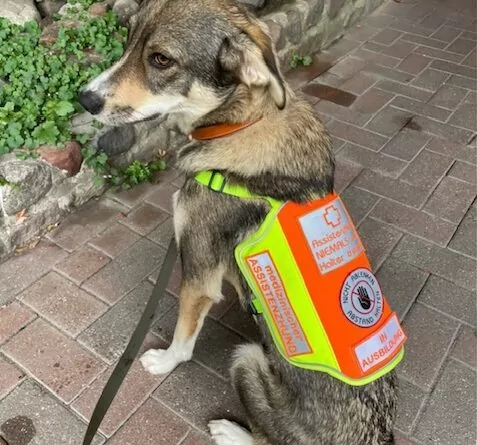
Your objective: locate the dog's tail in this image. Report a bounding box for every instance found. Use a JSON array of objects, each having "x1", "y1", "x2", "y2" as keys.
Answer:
[{"x1": 230, "y1": 343, "x2": 306, "y2": 445}]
